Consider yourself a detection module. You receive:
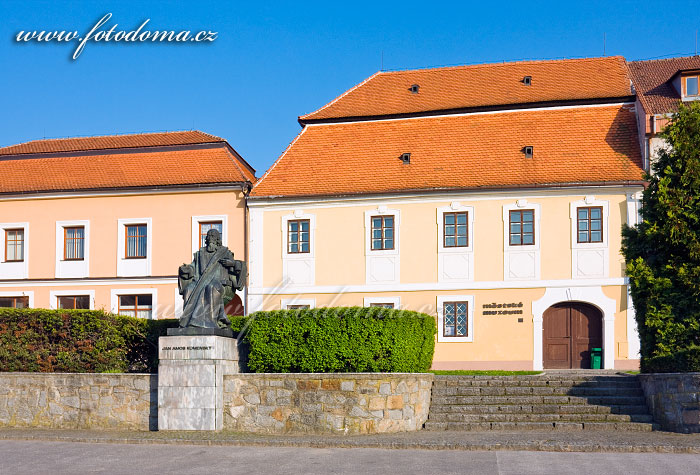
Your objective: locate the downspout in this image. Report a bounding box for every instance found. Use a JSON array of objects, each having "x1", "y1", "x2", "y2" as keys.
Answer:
[{"x1": 243, "y1": 181, "x2": 252, "y2": 316}]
